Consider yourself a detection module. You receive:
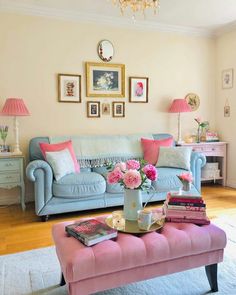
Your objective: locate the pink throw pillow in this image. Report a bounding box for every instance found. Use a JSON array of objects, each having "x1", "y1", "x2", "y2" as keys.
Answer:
[
  {"x1": 39, "y1": 140, "x2": 80, "y2": 172},
  {"x1": 141, "y1": 137, "x2": 174, "y2": 165}
]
